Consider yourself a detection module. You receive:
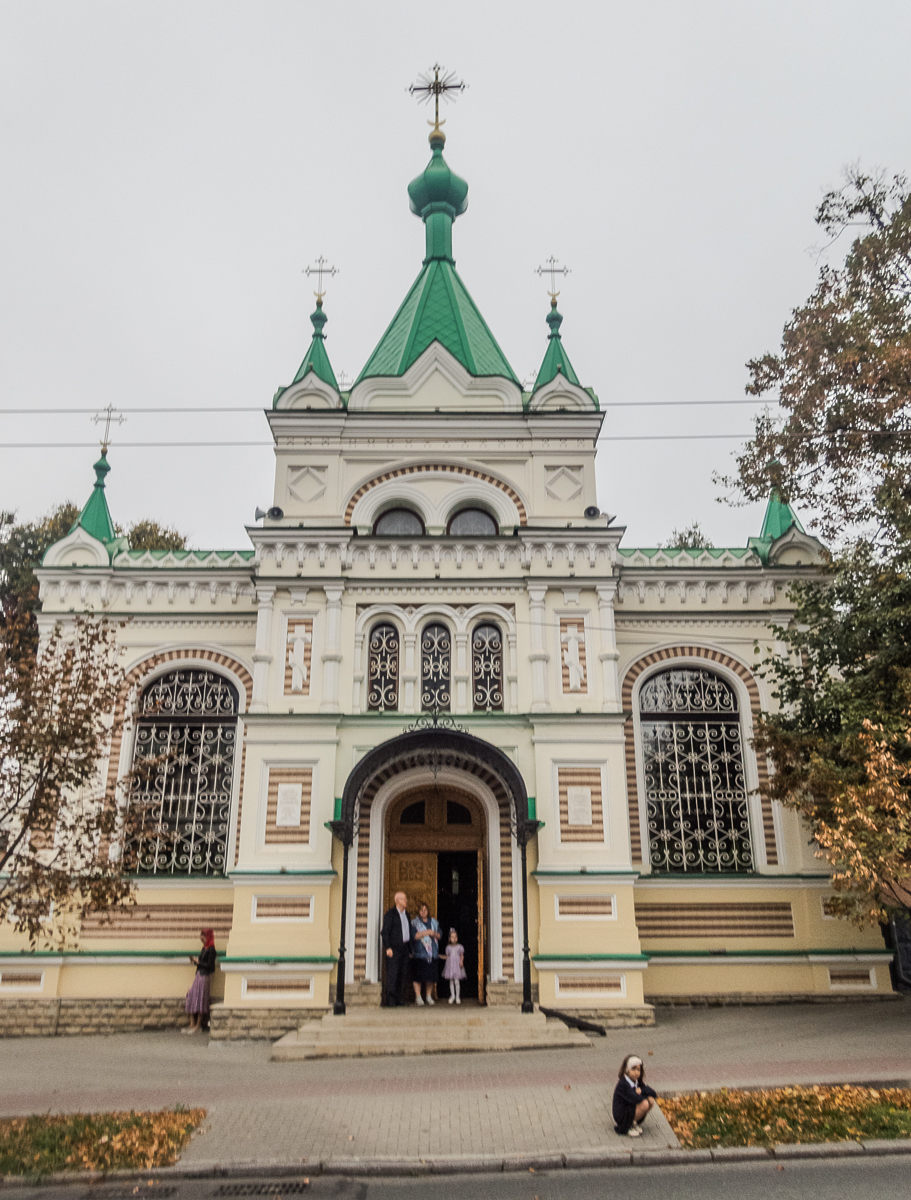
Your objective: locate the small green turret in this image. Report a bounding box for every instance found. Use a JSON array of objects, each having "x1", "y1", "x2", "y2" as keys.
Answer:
[
  {"x1": 532, "y1": 299, "x2": 582, "y2": 393},
  {"x1": 70, "y1": 450, "x2": 118, "y2": 545},
  {"x1": 289, "y1": 299, "x2": 340, "y2": 392}
]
